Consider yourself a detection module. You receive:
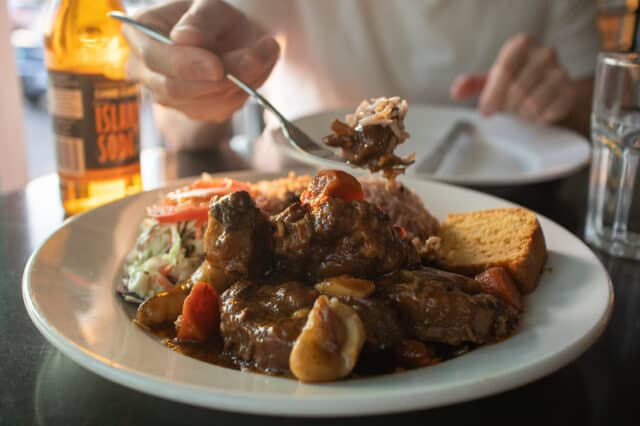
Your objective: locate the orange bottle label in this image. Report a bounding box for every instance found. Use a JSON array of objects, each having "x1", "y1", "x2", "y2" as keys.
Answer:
[{"x1": 48, "y1": 71, "x2": 140, "y2": 176}]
